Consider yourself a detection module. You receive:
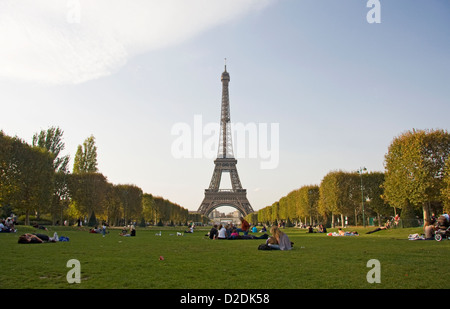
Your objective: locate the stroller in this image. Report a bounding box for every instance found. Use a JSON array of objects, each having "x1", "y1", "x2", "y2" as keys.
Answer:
[{"x1": 434, "y1": 215, "x2": 450, "y2": 242}]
